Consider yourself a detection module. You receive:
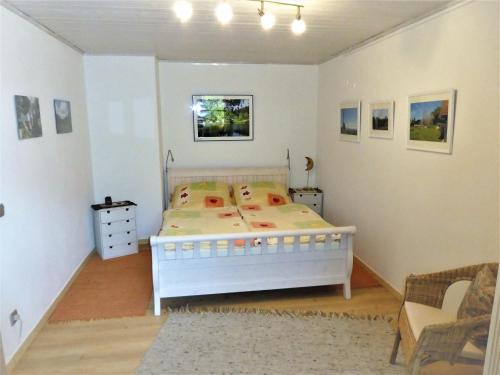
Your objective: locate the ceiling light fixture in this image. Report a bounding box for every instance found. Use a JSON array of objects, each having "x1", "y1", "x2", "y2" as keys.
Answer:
[
  {"x1": 173, "y1": 1, "x2": 305, "y2": 34},
  {"x1": 173, "y1": 1, "x2": 193, "y2": 23},
  {"x1": 216, "y1": 1, "x2": 233, "y2": 25},
  {"x1": 291, "y1": 5, "x2": 306, "y2": 35},
  {"x1": 258, "y1": 1, "x2": 276, "y2": 30}
]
